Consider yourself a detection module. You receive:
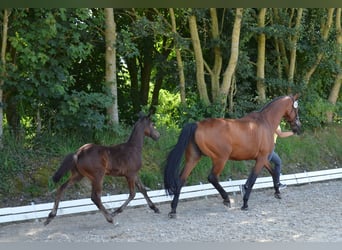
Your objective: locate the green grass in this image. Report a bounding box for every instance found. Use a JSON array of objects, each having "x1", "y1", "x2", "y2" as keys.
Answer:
[{"x1": 0, "y1": 124, "x2": 341, "y2": 207}]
